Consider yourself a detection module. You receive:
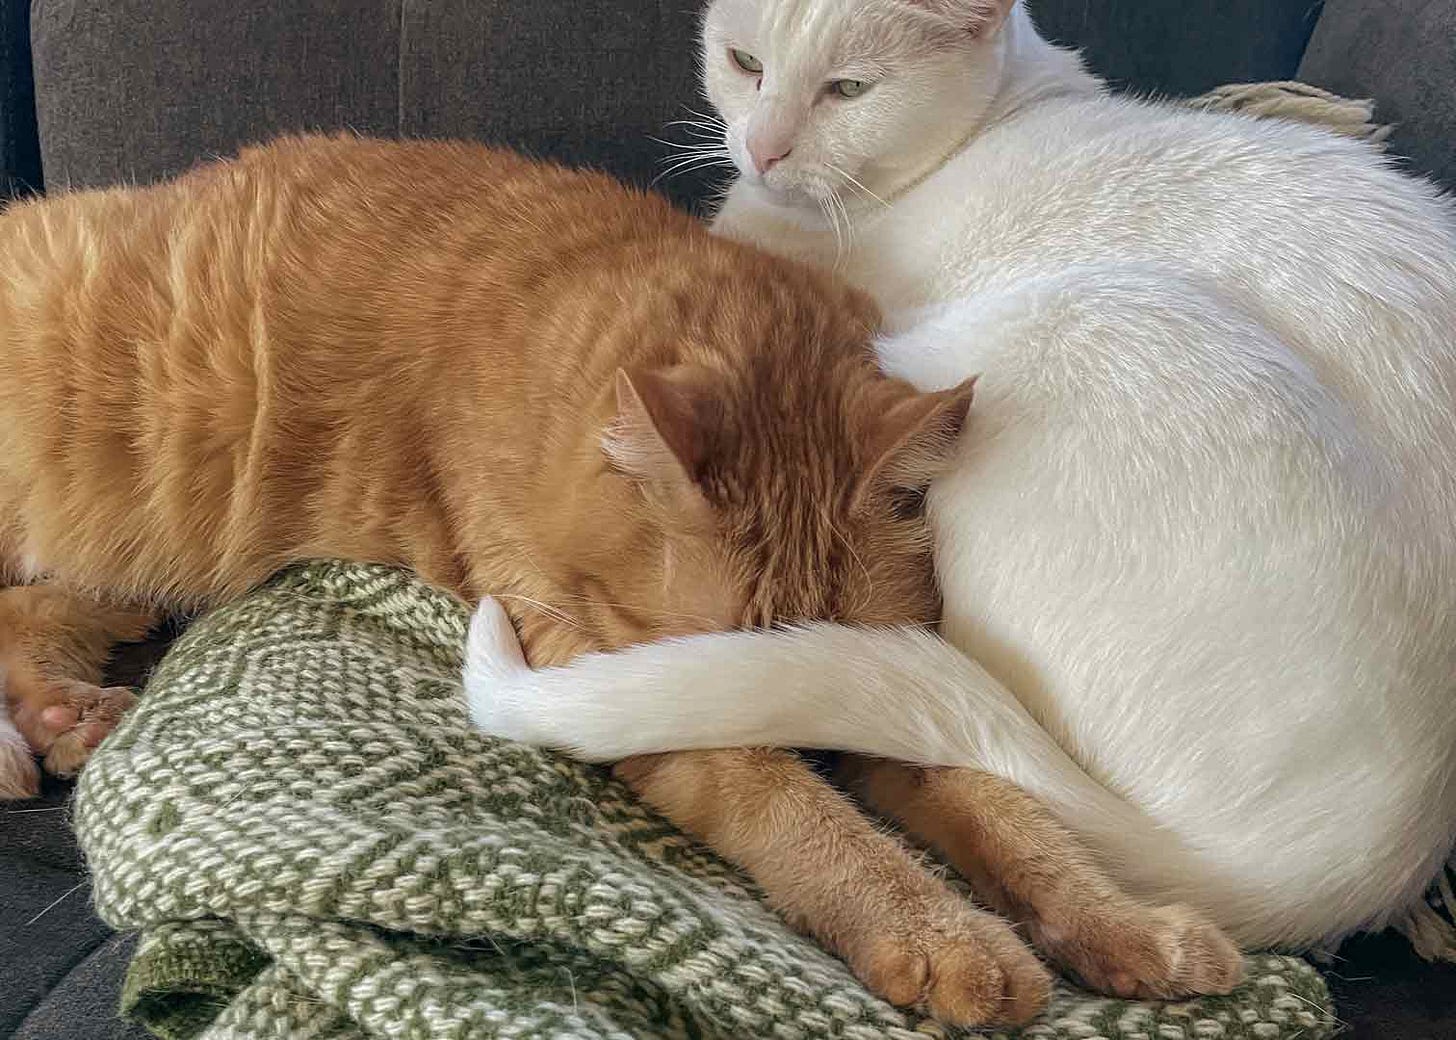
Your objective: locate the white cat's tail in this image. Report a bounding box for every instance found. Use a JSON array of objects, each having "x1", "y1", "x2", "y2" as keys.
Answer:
[{"x1": 463, "y1": 606, "x2": 1203, "y2": 891}]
